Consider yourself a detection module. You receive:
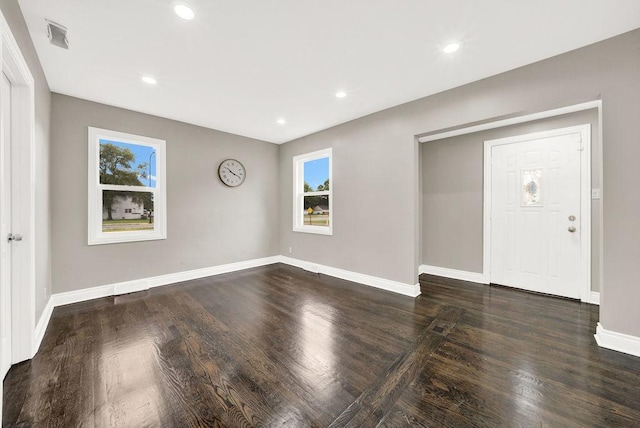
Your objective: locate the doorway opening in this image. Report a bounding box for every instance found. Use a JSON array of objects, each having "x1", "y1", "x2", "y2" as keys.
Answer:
[{"x1": 419, "y1": 101, "x2": 602, "y2": 304}]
